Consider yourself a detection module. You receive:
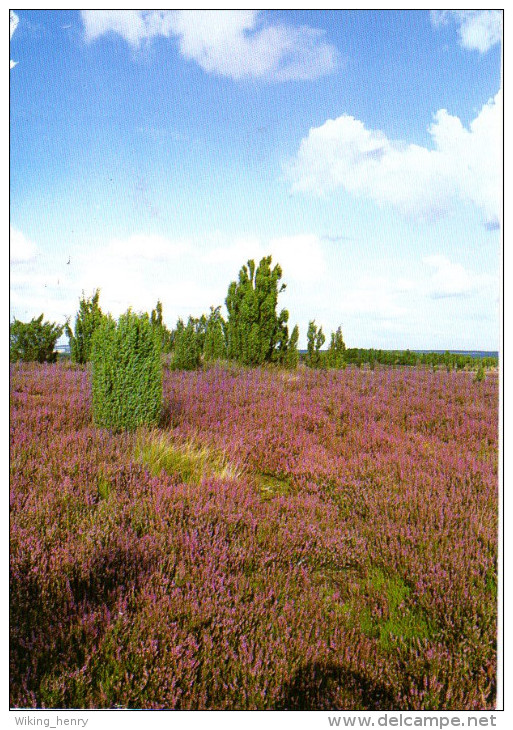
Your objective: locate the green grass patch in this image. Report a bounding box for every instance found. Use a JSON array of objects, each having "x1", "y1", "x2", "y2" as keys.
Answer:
[
  {"x1": 338, "y1": 567, "x2": 433, "y2": 649},
  {"x1": 97, "y1": 472, "x2": 111, "y2": 502},
  {"x1": 254, "y1": 471, "x2": 292, "y2": 499},
  {"x1": 485, "y1": 568, "x2": 497, "y2": 599}
]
